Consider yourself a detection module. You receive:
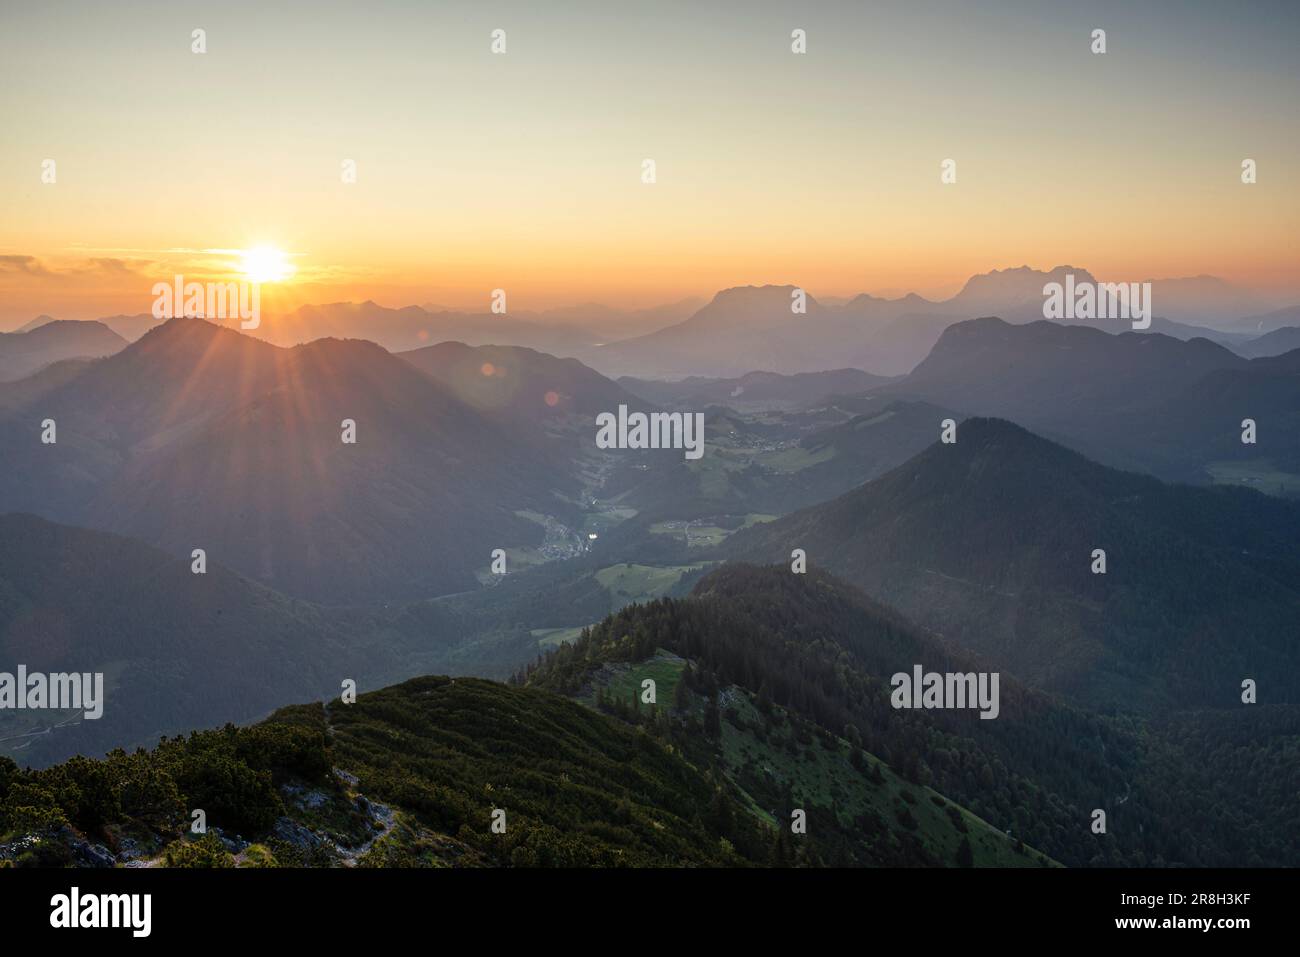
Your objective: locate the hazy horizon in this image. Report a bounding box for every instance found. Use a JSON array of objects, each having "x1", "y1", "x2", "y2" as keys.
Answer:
[
  {"x1": 3, "y1": 0, "x2": 1298, "y2": 324},
  {"x1": 3, "y1": 263, "x2": 1298, "y2": 333}
]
